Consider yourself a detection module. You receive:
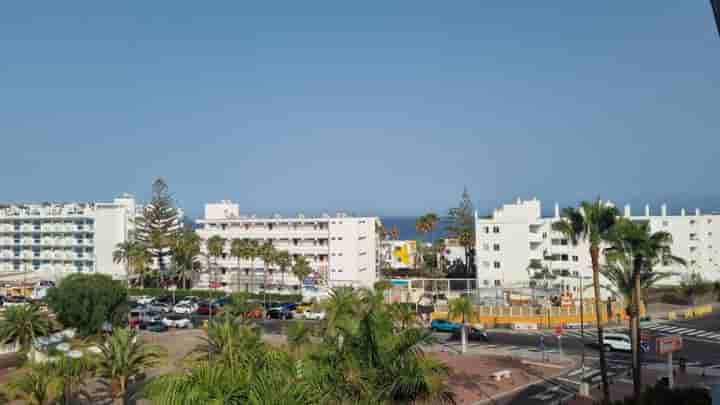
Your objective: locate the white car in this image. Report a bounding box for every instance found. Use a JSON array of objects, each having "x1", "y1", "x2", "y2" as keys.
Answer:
[
  {"x1": 303, "y1": 310, "x2": 326, "y2": 320},
  {"x1": 603, "y1": 333, "x2": 631, "y2": 352},
  {"x1": 162, "y1": 315, "x2": 192, "y2": 329},
  {"x1": 134, "y1": 296, "x2": 154, "y2": 305},
  {"x1": 173, "y1": 303, "x2": 196, "y2": 314}
]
